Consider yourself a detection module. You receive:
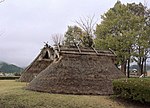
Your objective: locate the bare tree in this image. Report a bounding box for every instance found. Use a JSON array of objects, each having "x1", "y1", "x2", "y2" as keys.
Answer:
[
  {"x1": 51, "y1": 33, "x2": 63, "y2": 46},
  {"x1": 75, "y1": 15, "x2": 97, "y2": 36},
  {"x1": 75, "y1": 15, "x2": 97, "y2": 47},
  {"x1": 0, "y1": 0, "x2": 5, "y2": 3}
]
